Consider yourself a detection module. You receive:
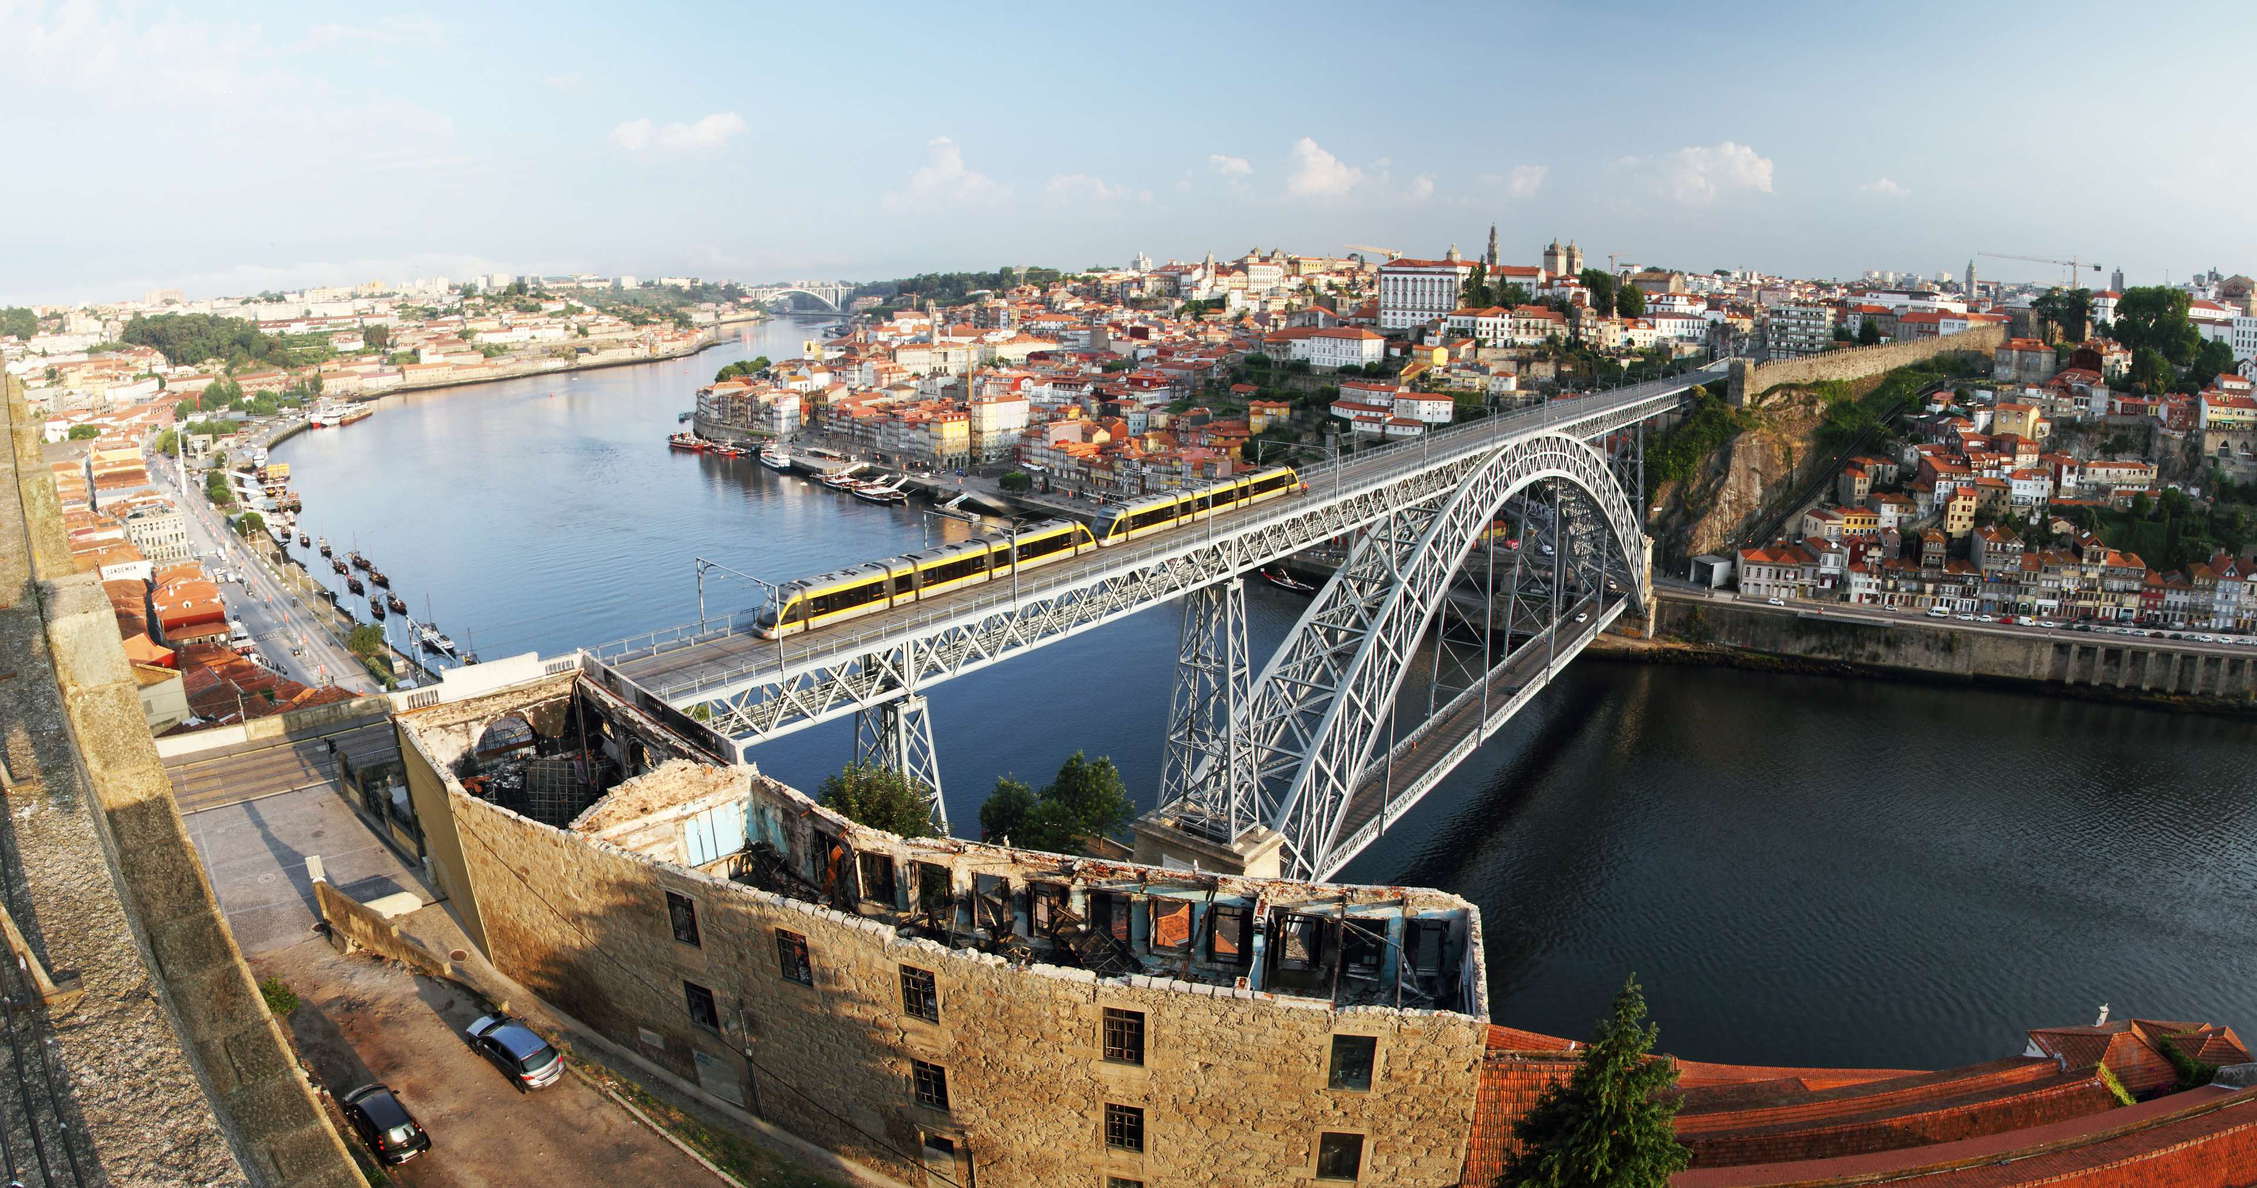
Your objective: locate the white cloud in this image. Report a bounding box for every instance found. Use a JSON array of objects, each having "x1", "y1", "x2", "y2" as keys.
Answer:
[
  {"x1": 1503, "y1": 164, "x2": 1548, "y2": 198},
  {"x1": 1286, "y1": 137, "x2": 1366, "y2": 198},
  {"x1": 1615, "y1": 141, "x2": 1775, "y2": 205},
  {"x1": 884, "y1": 137, "x2": 1009, "y2": 212},
  {"x1": 1407, "y1": 174, "x2": 1436, "y2": 201},
  {"x1": 1207, "y1": 153, "x2": 1252, "y2": 177},
  {"x1": 1861, "y1": 177, "x2": 1910, "y2": 198},
  {"x1": 303, "y1": 15, "x2": 448, "y2": 49},
  {"x1": 543, "y1": 72, "x2": 586, "y2": 91},
  {"x1": 610, "y1": 112, "x2": 747, "y2": 153}
]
